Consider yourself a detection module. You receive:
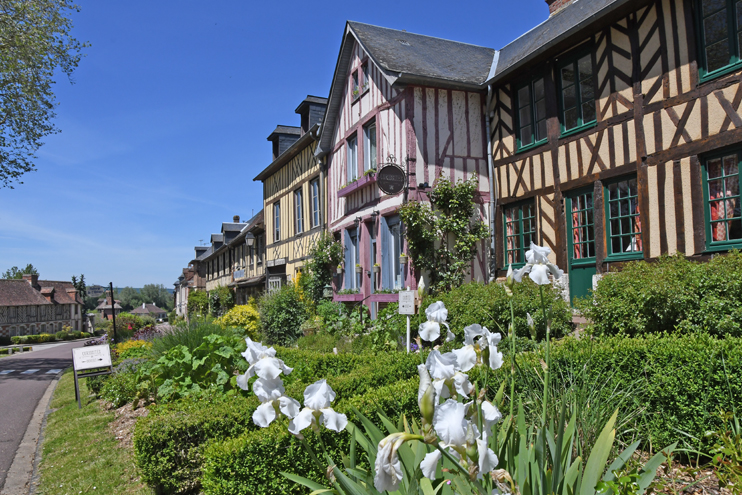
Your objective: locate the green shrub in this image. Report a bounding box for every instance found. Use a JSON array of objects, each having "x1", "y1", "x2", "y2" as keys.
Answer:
[
  {"x1": 187, "y1": 290, "x2": 209, "y2": 317},
  {"x1": 579, "y1": 252, "x2": 742, "y2": 336},
  {"x1": 295, "y1": 332, "x2": 336, "y2": 353},
  {"x1": 11, "y1": 333, "x2": 57, "y2": 344},
  {"x1": 133, "y1": 350, "x2": 422, "y2": 493},
  {"x1": 99, "y1": 359, "x2": 144, "y2": 408},
  {"x1": 55, "y1": 331, "x2": 68, "y2": 340},
  {"x1": 150, "y1": 320, "x2": 240, "y2": 357},
  {"x1": 418, "y1": 279, "x2": 572, "y2": 342},
  {"x1": 0, "y1": 348, "x2": 9, "y2": 355},
  {"x1": 258, "y1": 283, "x2": 308, "y2": 346},
  {"x1": 114, "y1": 312, "x2": 146, "y2": 332},
  {"x1": 200, "y1": 378, "x2": 420, "y2": 495}
]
